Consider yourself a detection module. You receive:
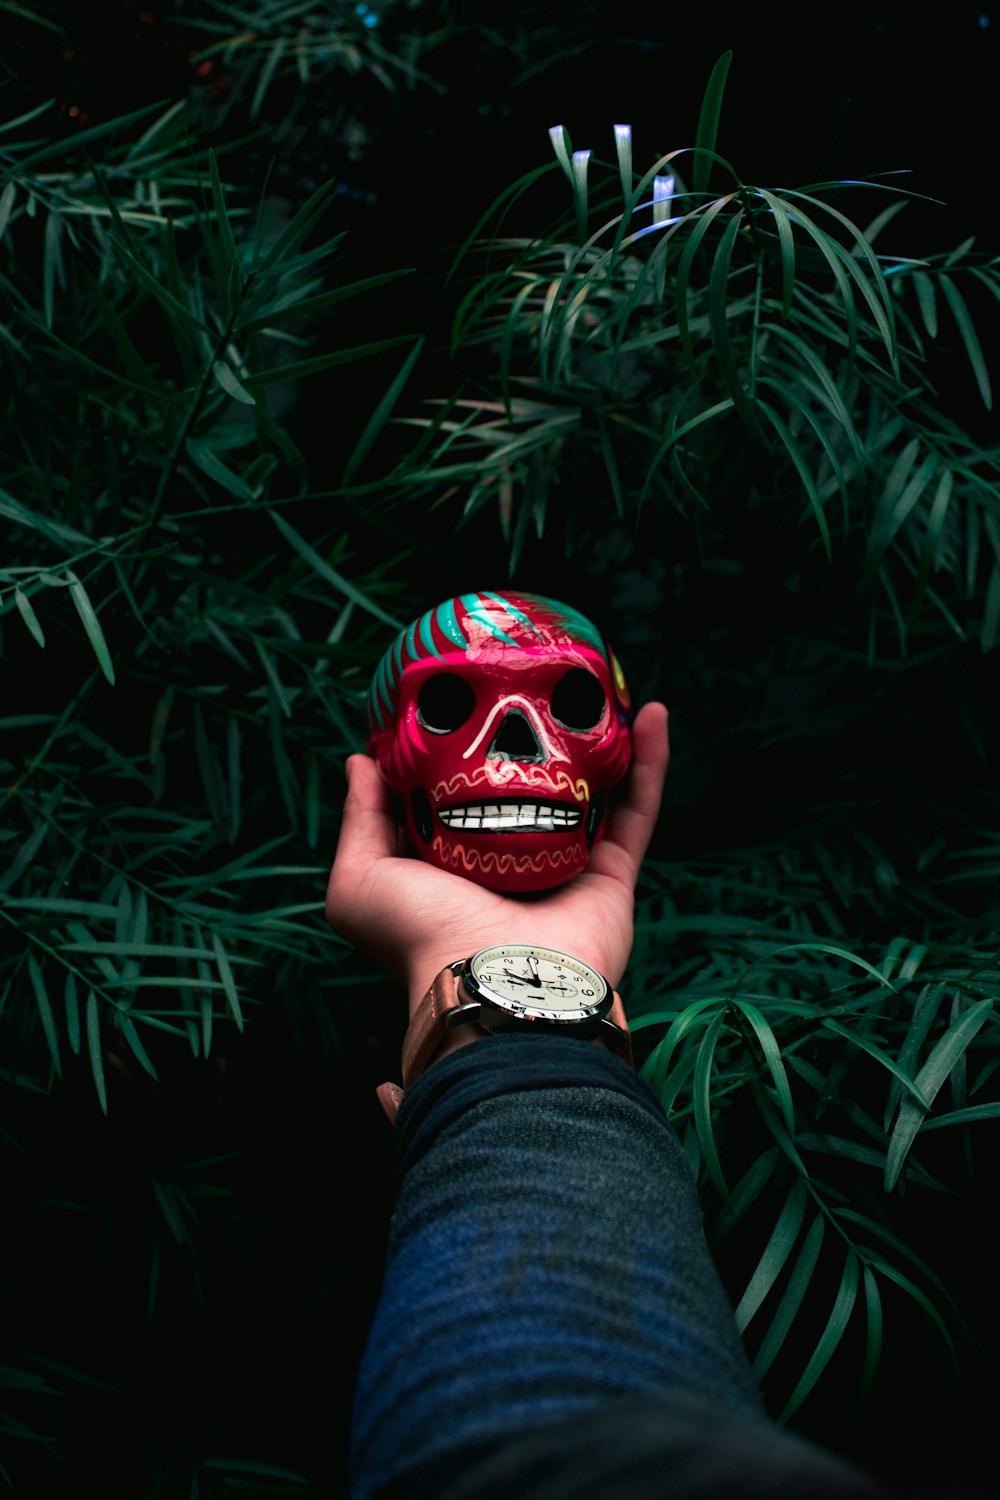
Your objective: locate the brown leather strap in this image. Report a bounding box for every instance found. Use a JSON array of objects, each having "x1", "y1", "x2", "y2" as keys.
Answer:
[
  {"x1": 401, "y1": 967, "x2": 462, "y2": 1088},
  {"x1": 377, "y1": 967, "x2": 461, "y2": 1125},
  {"x1": 603, "y1": 992, "x2": 634, "y2": 1069}
]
